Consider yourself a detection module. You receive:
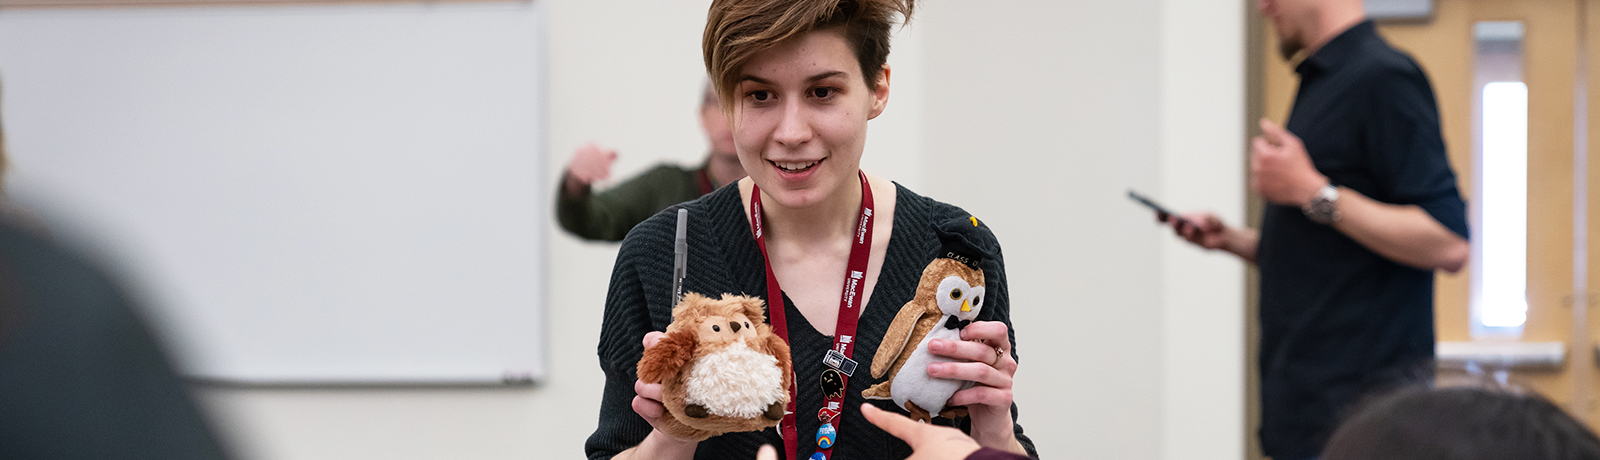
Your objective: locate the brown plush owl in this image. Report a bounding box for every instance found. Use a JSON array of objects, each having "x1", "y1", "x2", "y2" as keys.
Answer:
[
  {"x1": 636, "y1": 292, "x2": 793, "y2": 441},
  {"x1": 862, "y1": 217, "x2": 992, "y2": 422}
]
